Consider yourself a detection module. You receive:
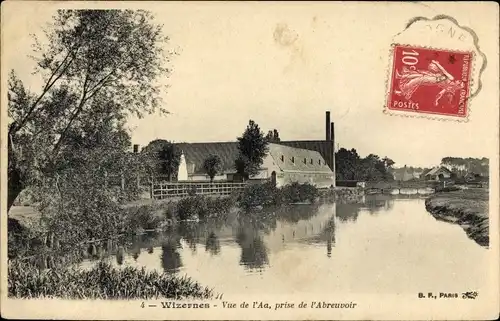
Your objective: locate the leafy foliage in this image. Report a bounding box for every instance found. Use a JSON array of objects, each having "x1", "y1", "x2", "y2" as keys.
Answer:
[
  {"x1": 203, "y1": 155, "x2": 222, "y2": 182},
  {"x1": 235, "y1": 120, "x2": 269, "y2": 178},
  {"x1": 265, "y1": 129, "x2": 280, "y2": 143},
  {"x1": 7, "y1": 9, "x2": 172, "y2": 210},
  {"x1": 34, "y1": 171, "x2": 124, "y2": 250},
  {"x1": 176, "y1": 196, "x2": 236, "y2": 221},
  {"x1": 238, "y1": 182, "x2": 281, "y2": 210},
  {"x1": 441, "y1": 157, "x2": 489, "y2": 177},
  {"x1": 281, "y1": 182, "x2": 319, "y2": 204},
  {"x1": 142, "y1": 140, "x2": 181, "y2": 180},
  {"x1": 335, "y1": 148, "x2": 394, "y2": 181},
  {"x1": 8, "y1": 260, "x2": 213, "y2": 299}
]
